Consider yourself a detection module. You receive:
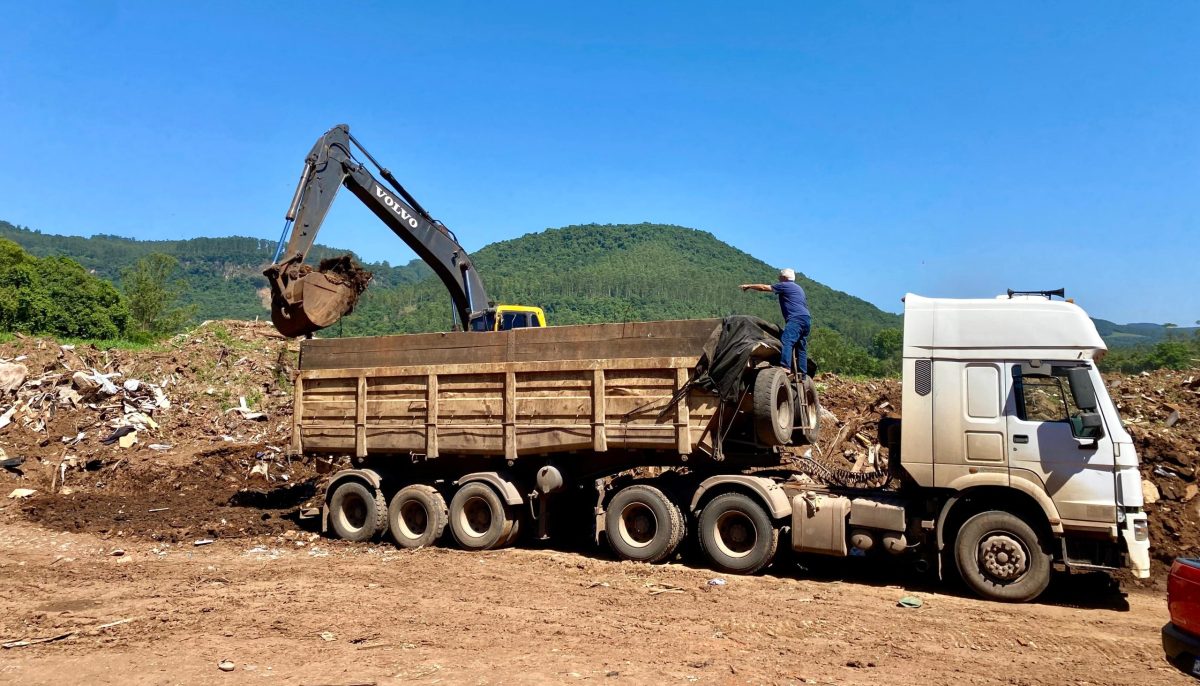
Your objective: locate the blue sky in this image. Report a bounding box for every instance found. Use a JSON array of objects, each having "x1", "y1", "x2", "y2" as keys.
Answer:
[{"x1": 1, "y1": 2, "x2": 1196, "y2": 324}]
